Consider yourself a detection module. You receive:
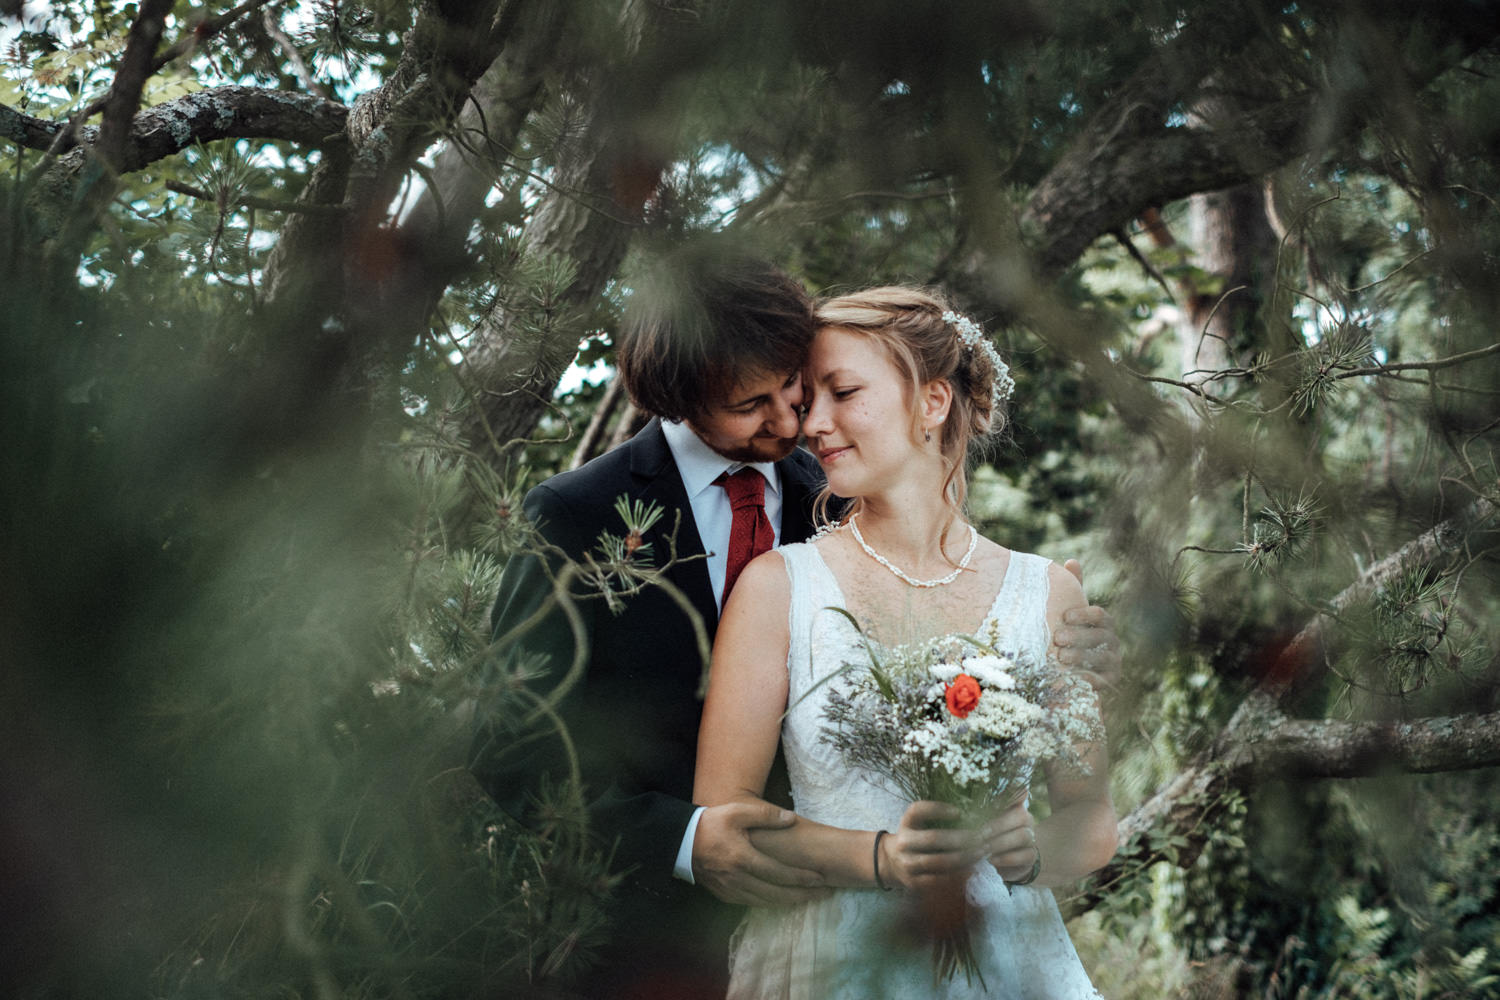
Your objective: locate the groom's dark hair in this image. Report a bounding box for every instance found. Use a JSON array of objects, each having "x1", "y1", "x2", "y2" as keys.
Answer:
[{"x1": 618, "y1": 242, "x2": 813, "y2": 422}]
